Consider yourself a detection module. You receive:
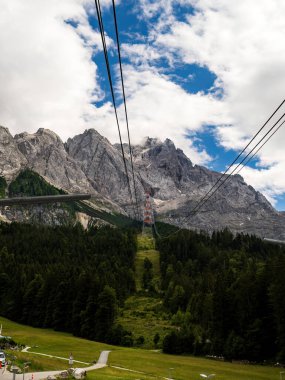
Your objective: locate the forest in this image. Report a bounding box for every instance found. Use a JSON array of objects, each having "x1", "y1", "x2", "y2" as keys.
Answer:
[
  {"x1": 0, "y1": 222, "x2": 137, "y2": 345},
  {"x1": 157, "y1": 229, "x2": 285, "y2": 362},
  {"x1": 0, "y1": 218, "x2": 285, "y2": 363}
]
